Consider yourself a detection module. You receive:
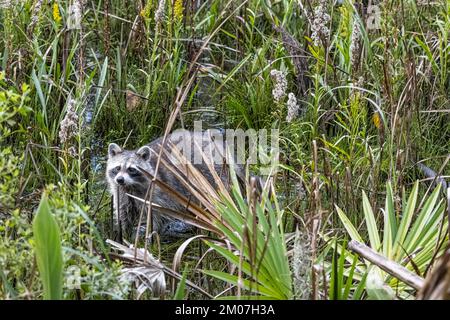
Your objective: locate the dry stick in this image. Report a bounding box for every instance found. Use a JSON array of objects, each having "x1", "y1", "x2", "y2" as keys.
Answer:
[
  {"x1": 133, "y1": 182, "x2": 153, "y2": 261},
  {"x1": 237, "y1": 225, "x2": 247, "y2": 298},
  {"x1": 127, "y1": 193, "x2": 220, "y2": 234},
  {"x1": 348, "y1": 240, "x2": 425, "y2": 290},
  {"x1": 115, "y1": 187, "x2": 122, "y2": 243},
  {"x1": 142, "y1": 0, "x2": 250, "y2": 262},
  {"x1": 447, "y1": 187, "x2": 450, "y2": 240},
  {"x1": 310, "y1": 140, "x2": 321, "y2": 300}
]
